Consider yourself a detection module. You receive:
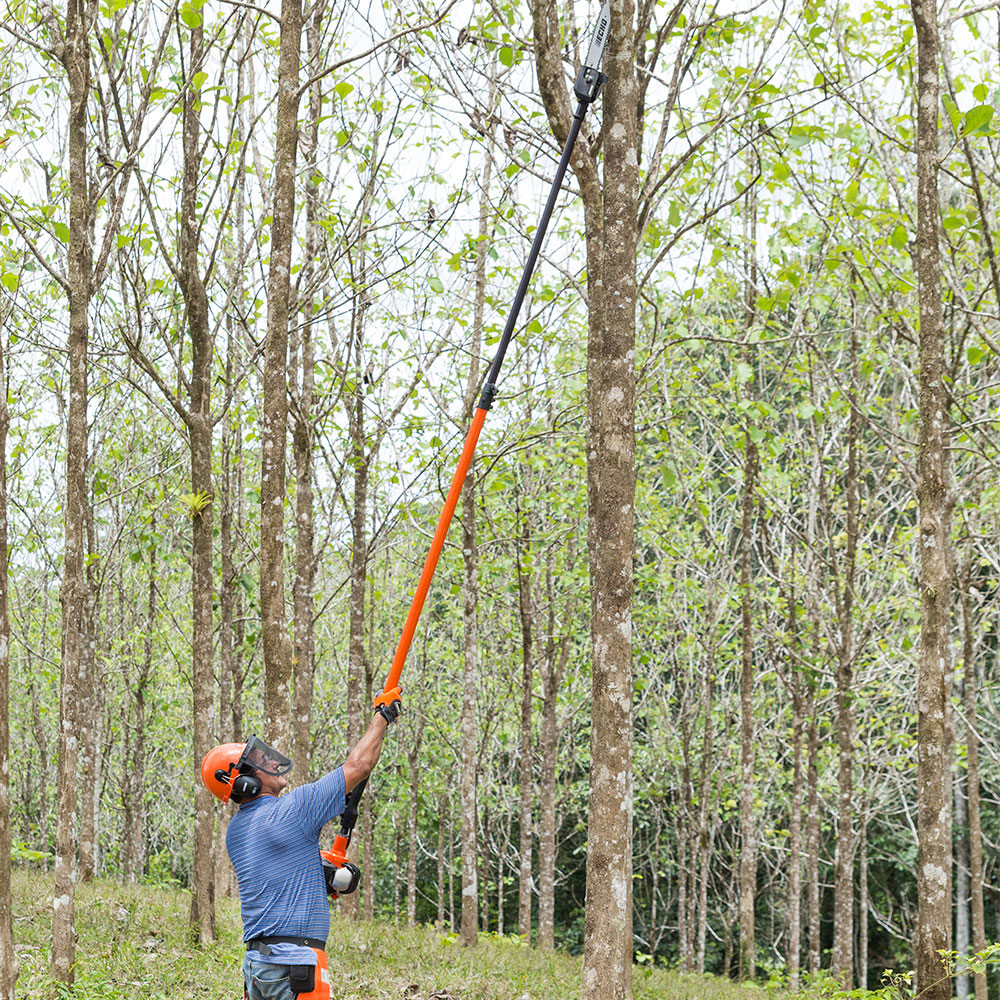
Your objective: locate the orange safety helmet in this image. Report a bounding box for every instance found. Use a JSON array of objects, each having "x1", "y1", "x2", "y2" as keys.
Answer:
[
  {"x1": 201, "y1": 742, "x2": 247, "y2": 803},
  {"x1": 201, "y1": 735, "x2": 293, "y2": 803}
]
